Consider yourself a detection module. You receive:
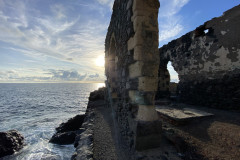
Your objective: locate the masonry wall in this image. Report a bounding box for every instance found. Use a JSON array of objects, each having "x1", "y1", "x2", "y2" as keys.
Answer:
[
  {"x1": 105, "y1": 0, "x2": 161, "y2": 150},
  {"x1": 158, "y1": 5, "x2": 240, "y2": 109},
  {"x1": 105, "y1": 0, "x2": 135, "y2": 148}
]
